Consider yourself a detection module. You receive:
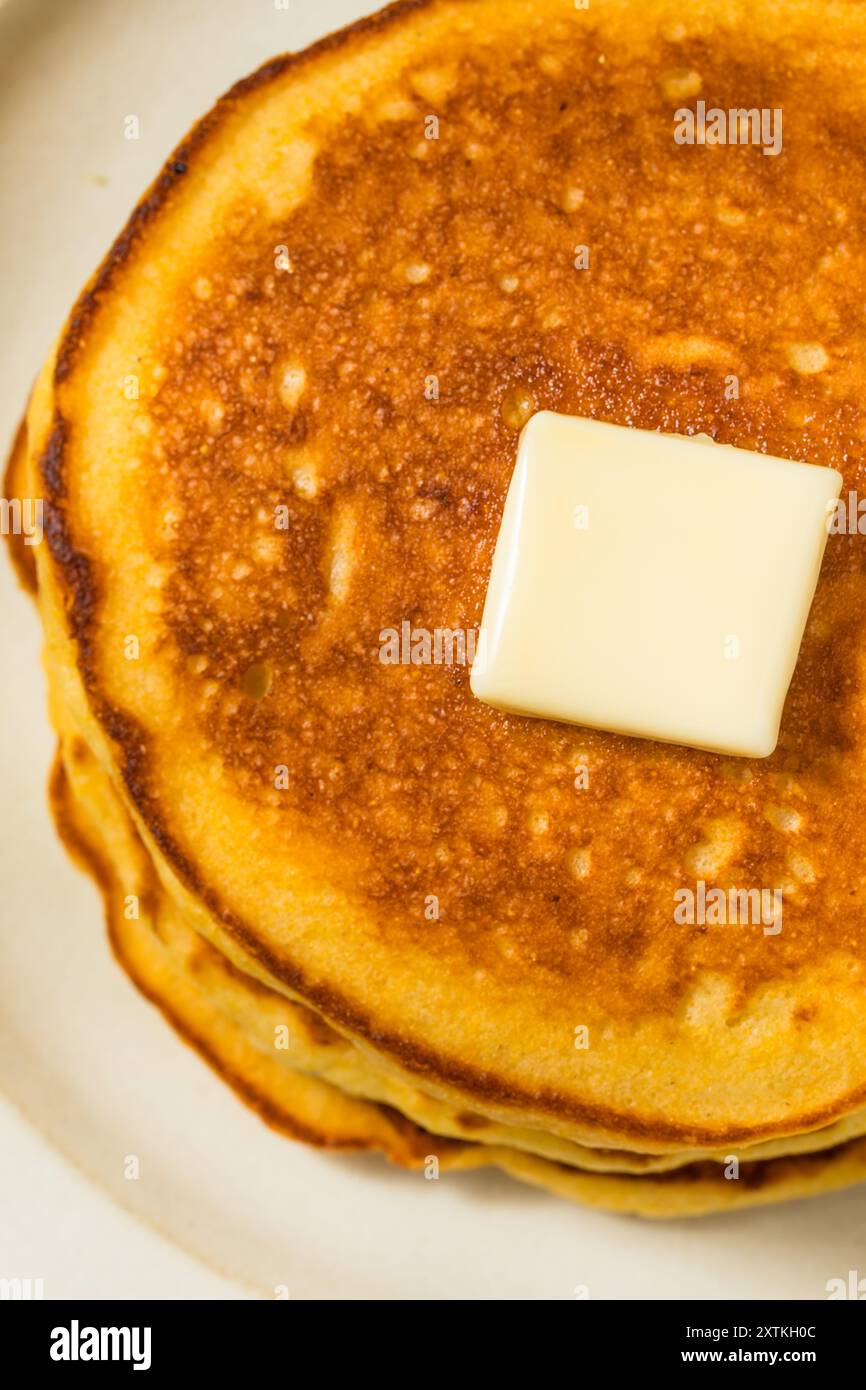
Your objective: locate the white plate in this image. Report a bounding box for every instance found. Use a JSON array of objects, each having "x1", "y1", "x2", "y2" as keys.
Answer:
[{"x1": 2, "y1": 0, "x2": 865, "y2": 1300}]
